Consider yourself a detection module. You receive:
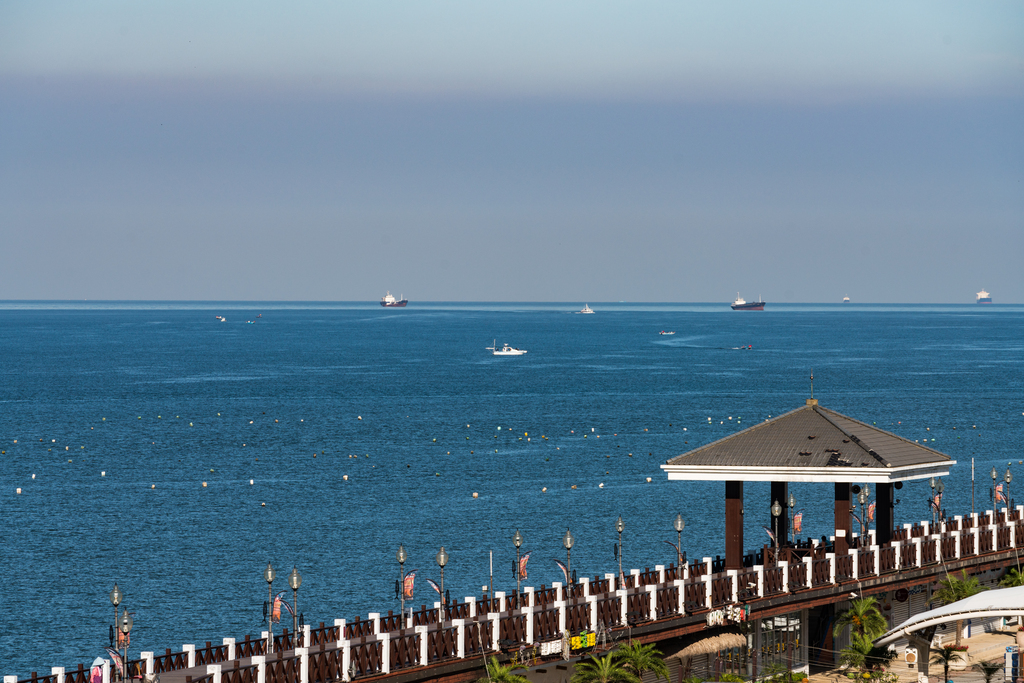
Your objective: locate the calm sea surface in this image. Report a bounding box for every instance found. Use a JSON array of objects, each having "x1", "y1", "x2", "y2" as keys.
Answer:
[{"x1": 1, "y1": 302, "x2": 1023, "y2": 676}]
